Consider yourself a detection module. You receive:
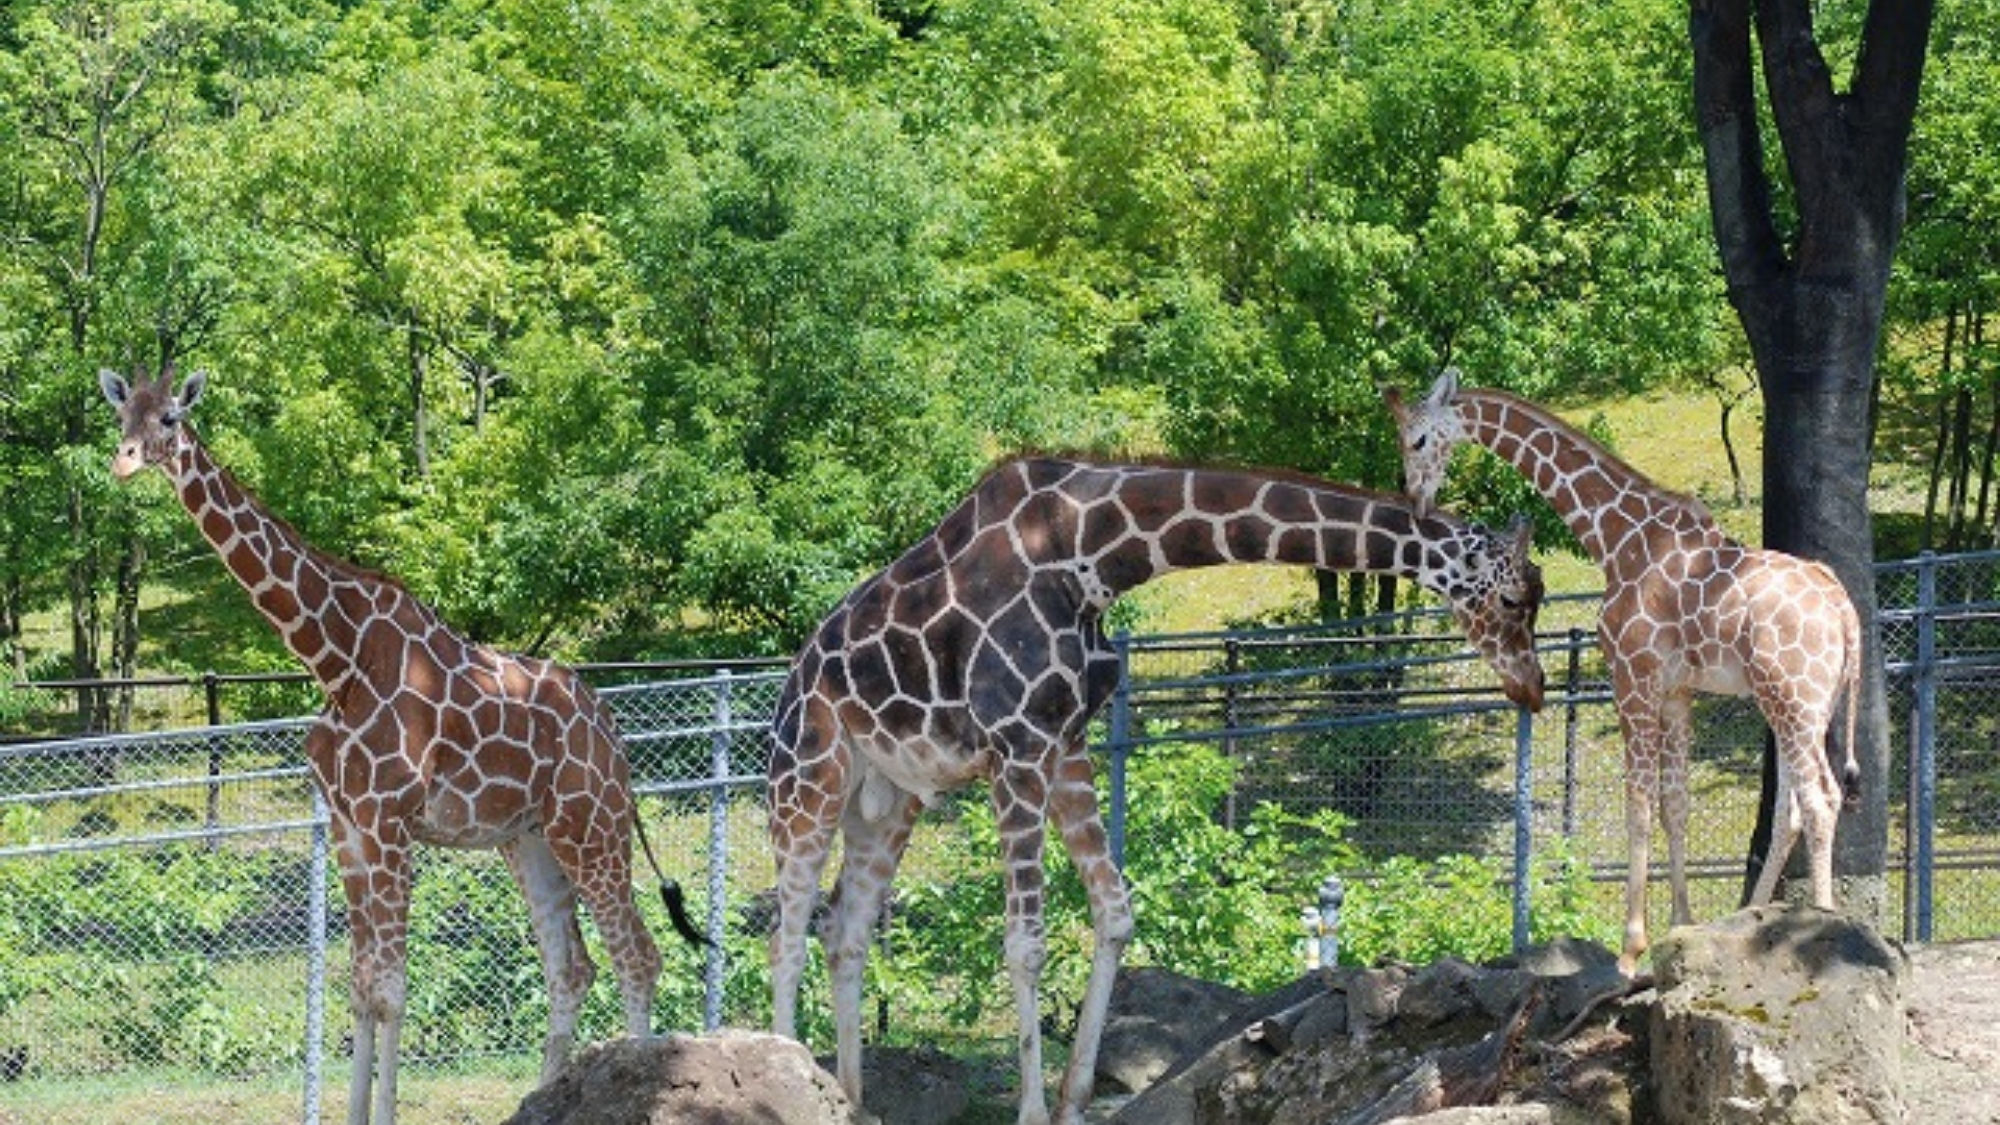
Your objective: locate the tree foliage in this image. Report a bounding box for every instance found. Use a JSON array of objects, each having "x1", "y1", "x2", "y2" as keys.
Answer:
[{"x1": 0, "y1": 0, "x2": 1978, "y2": 688}]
